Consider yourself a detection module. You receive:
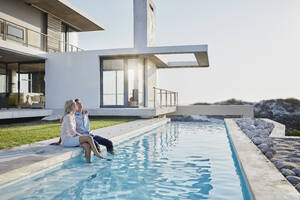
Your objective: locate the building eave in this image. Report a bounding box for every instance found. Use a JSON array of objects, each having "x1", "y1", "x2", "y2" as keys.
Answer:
[{"x1": 24, "y1": 0, "x2": 105, "y2": 31}]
